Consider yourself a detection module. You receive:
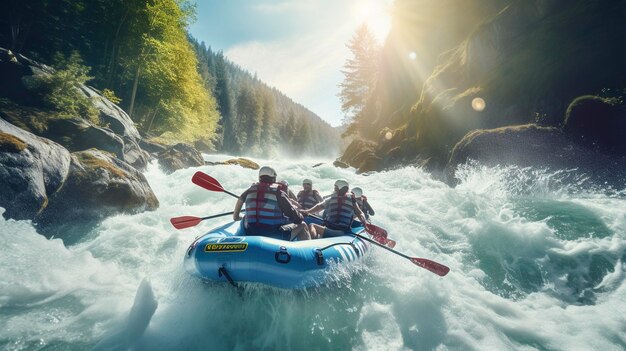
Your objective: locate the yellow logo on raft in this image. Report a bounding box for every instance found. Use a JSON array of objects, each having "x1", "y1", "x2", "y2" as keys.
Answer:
[{"x1": 204, "y1": 243, "x2": 248, "y2": 252}]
